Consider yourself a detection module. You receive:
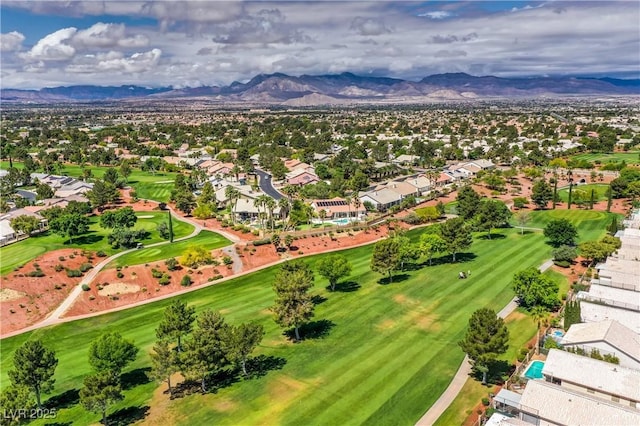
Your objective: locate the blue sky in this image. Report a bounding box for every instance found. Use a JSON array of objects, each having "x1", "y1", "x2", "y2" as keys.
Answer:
[{"x1": 1, "y1": 1, "x2": 638, "y2": 89}]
